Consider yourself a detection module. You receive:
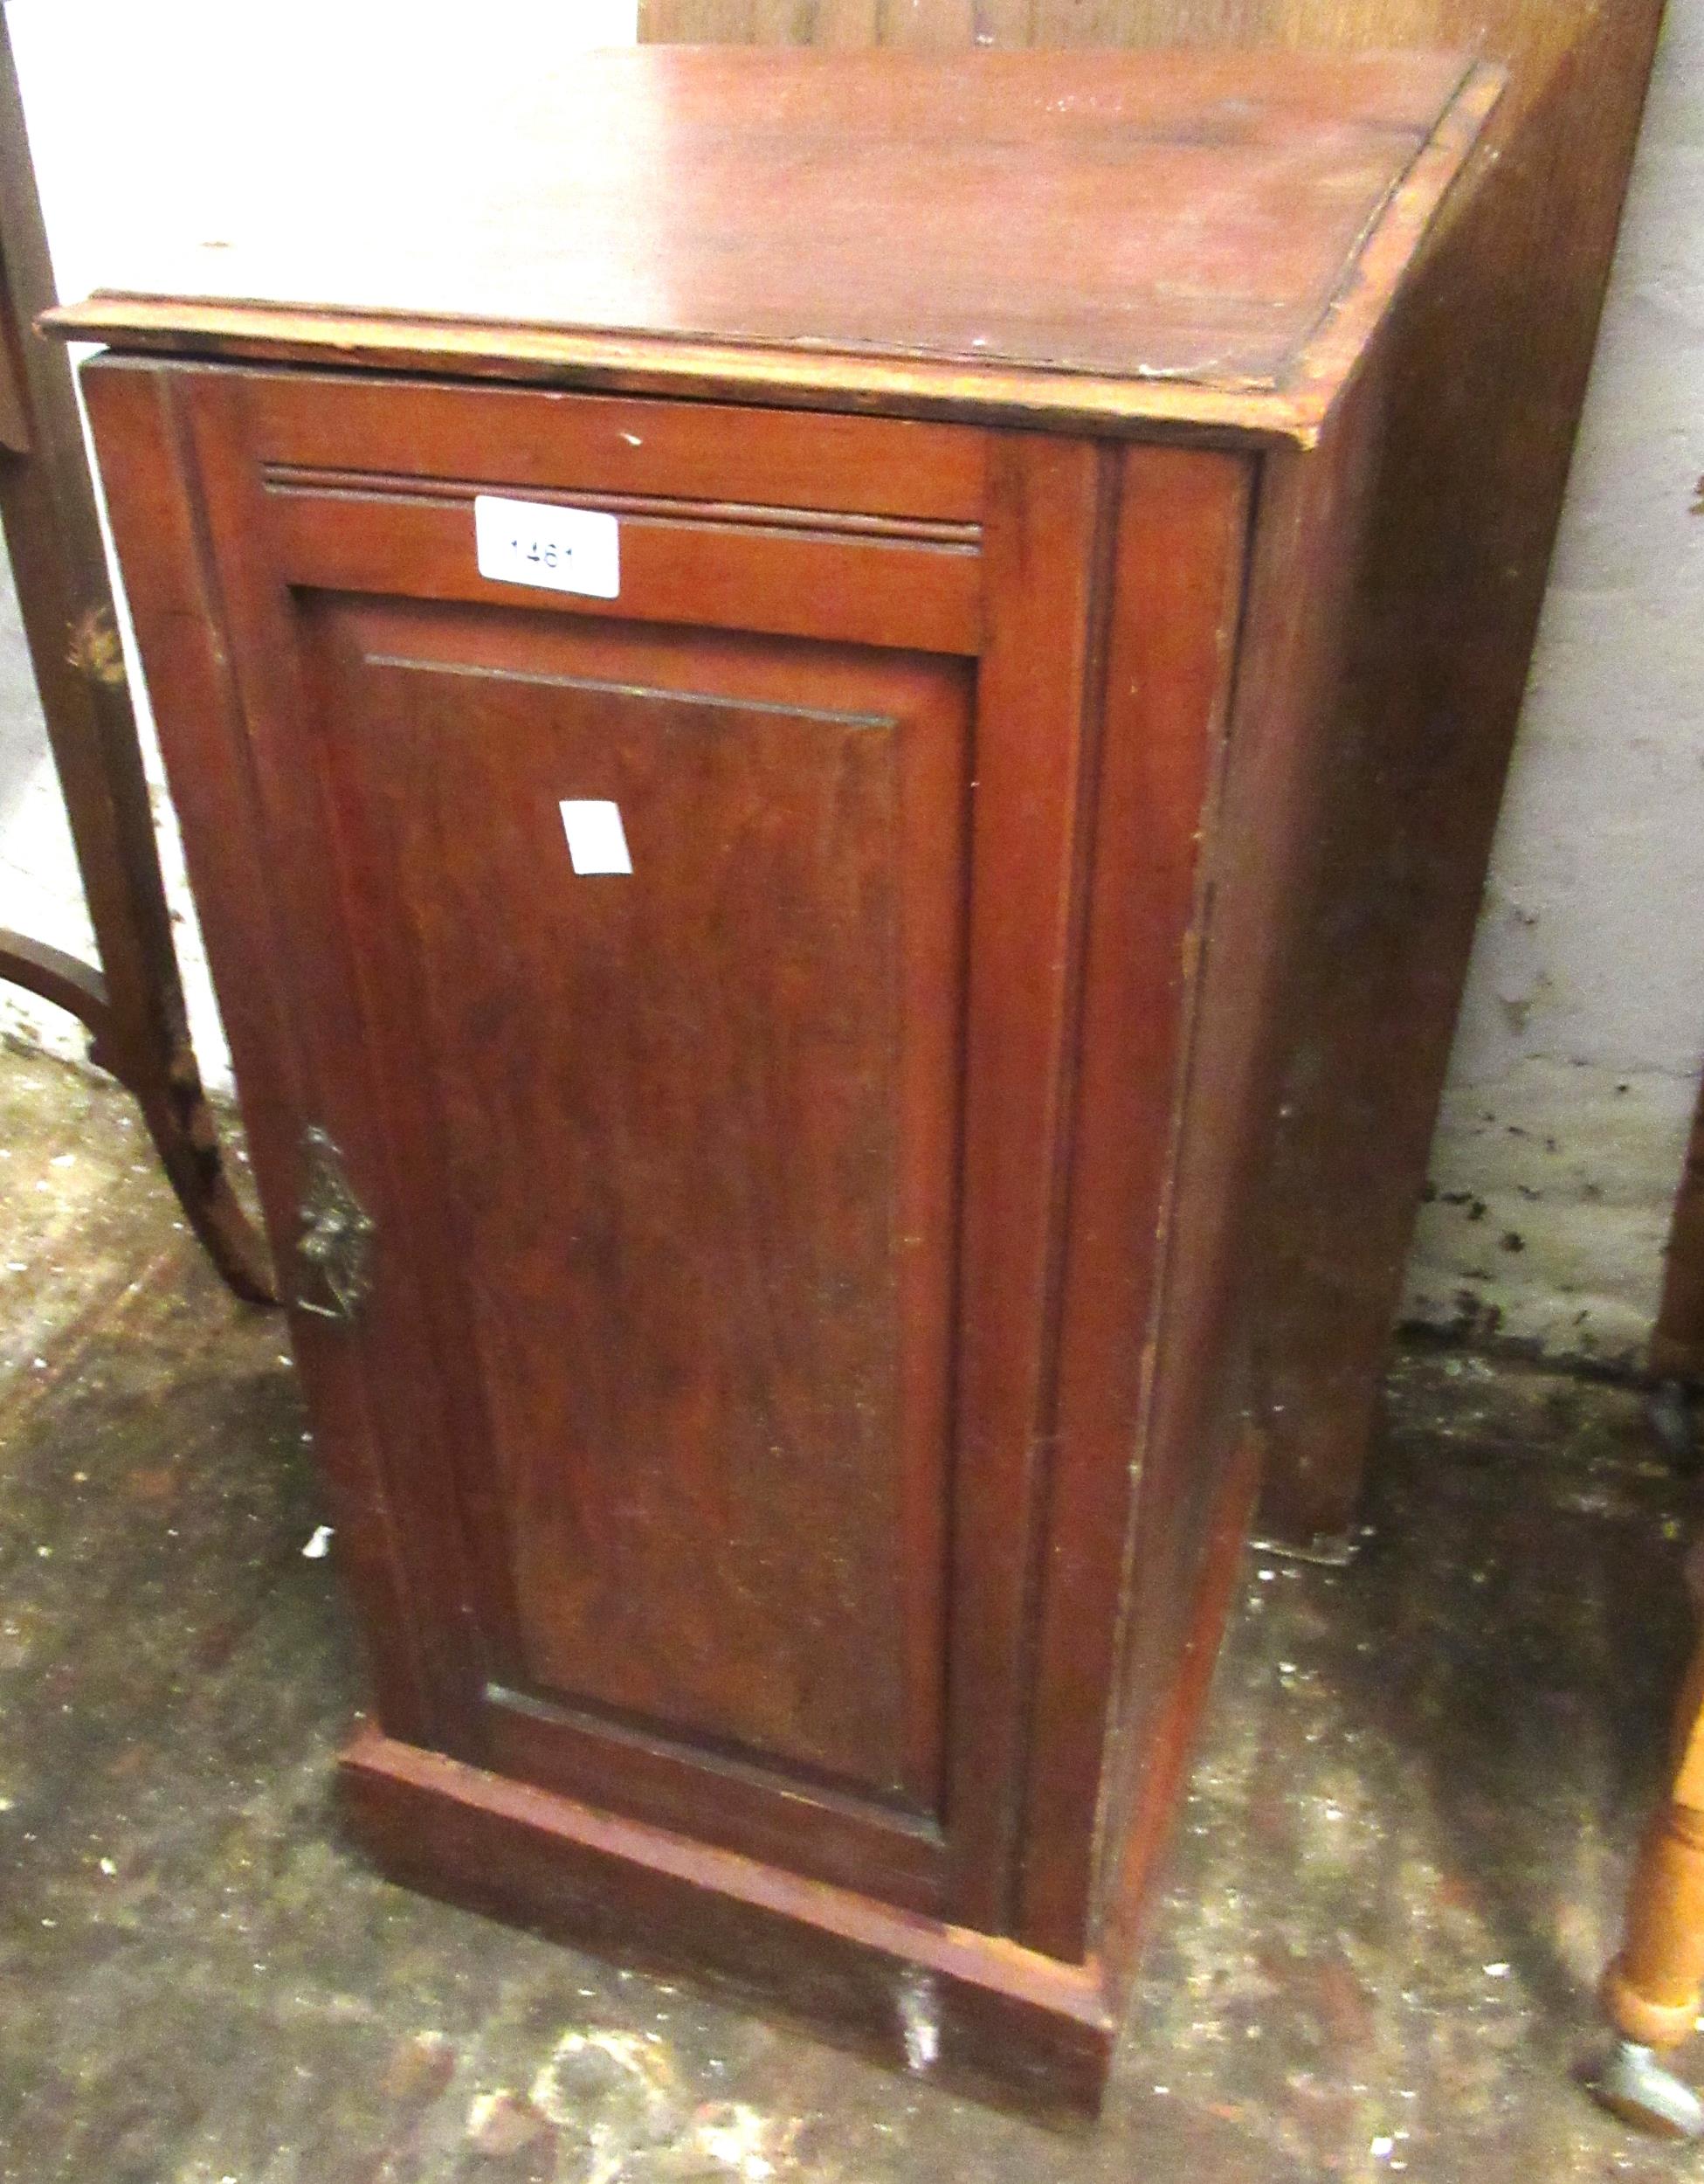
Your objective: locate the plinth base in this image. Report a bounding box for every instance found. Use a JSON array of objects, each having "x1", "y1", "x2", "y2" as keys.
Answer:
[{"x1": 339, "y1": 1723, "x2": 1120, "y2": 2115}]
